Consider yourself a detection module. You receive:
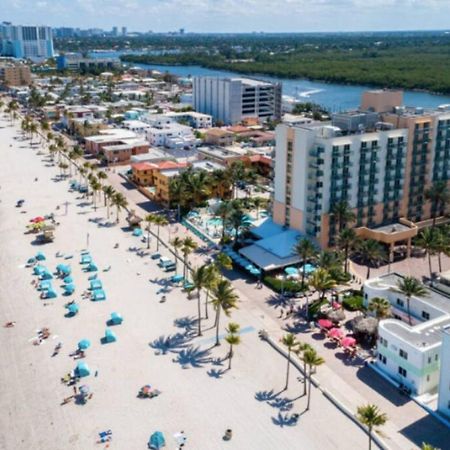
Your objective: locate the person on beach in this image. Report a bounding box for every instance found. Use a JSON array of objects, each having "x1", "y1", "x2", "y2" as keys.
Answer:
[{"x1": 4, "y1": 321, "x2": 16, "y2": 328}]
